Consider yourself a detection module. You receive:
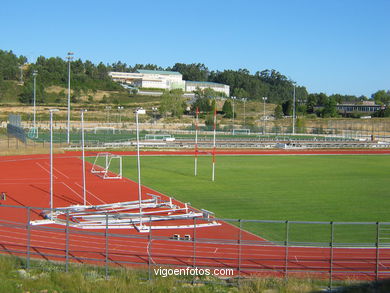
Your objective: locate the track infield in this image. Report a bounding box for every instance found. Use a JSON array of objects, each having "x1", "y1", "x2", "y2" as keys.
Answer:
[{"x1": 0, "y1": 149, "x2": 390, "y2": 280}]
